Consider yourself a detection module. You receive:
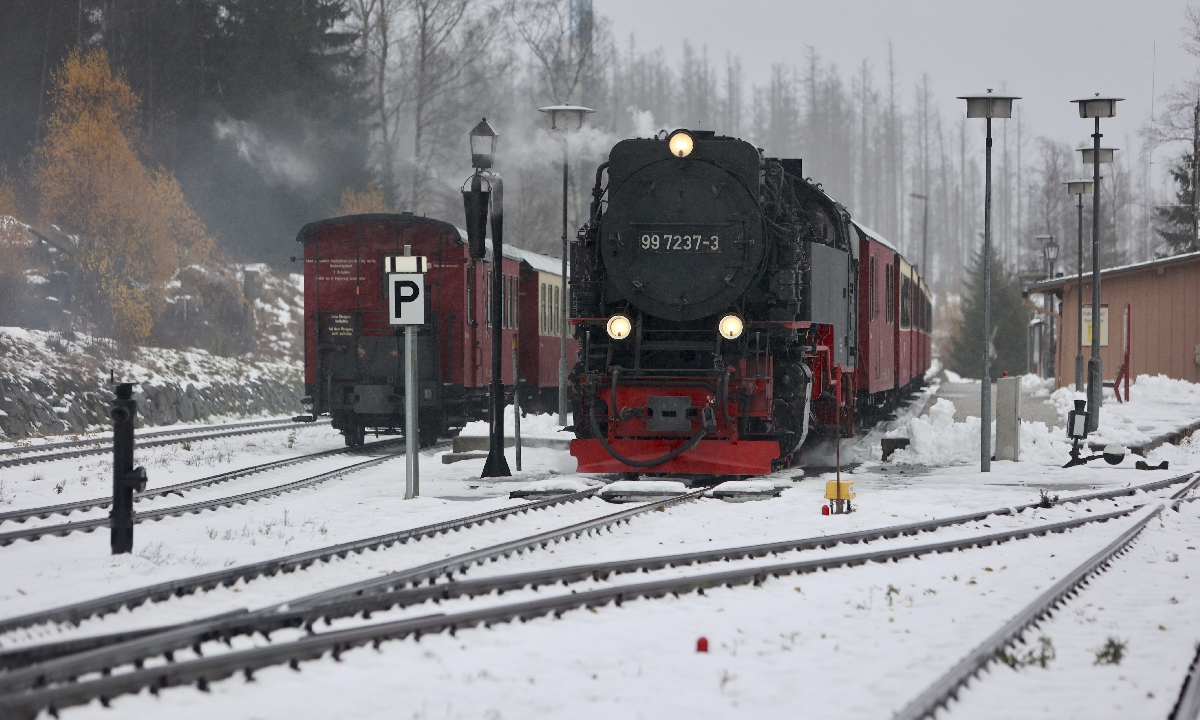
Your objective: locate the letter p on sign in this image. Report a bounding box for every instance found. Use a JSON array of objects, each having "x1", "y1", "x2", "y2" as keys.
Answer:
[{"x1": 388, "y1": 274, "x2": 425, "y2": 325}]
